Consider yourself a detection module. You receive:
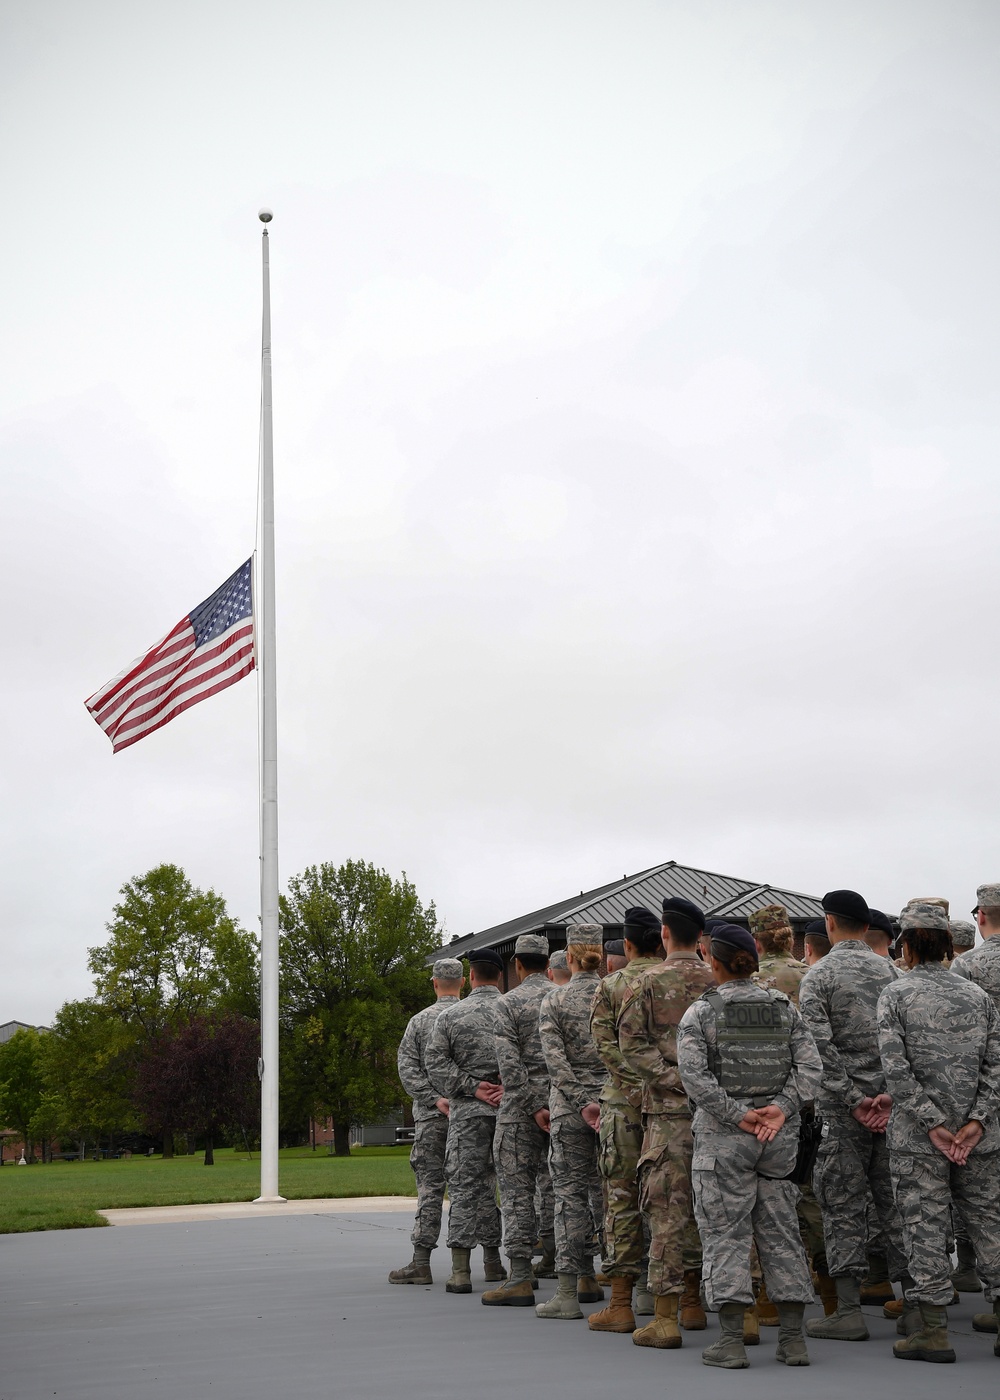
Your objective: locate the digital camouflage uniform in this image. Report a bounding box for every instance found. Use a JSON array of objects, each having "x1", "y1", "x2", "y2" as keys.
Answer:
[
  {"x1": 590, "y1": 955, "x2": 662, "y2": 1277},
  {"x1": 539, "y1": 970, "x2": 607, "y2": 1276},
  {"x1": 677, "y1": 980, "x2": 823, "y2": 1310},
  {"x1": 617, "y1": 950, "x2": 715, "y2": 1295},
  {"x1": 877, "y1": 964, "x2": 1000, "y2": 1305},
  {"x1": 798, "y1": 940, "x2": 907, "y2": 1281},
  {"x1": 953, "y1": 934, "x2": 1000, "y2": 1012},
  {"x1": 424, "y1": 986, "x2": 503, "y2": 1251},
  {"x1": 493, "y1": 971, "x2": 552, "y2": 1260},
  {"x1": 397, "y1": 994, "x2": 461, "y2": 1250}
]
